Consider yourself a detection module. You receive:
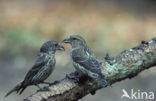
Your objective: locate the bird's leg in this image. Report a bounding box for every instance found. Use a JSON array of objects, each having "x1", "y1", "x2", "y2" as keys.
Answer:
[
  {"x1": 66, "y1": 71, "x2": 84, "y2": 83},
  {"x1": 36, "y1": 84, "x2": 46, "y2": 91},
  {"x1": 41, "y1": 81, "x2": 59, "y2": 86},
  {"x1": 36, "y1": 84, "x2": 42, "y2": 89},
  {"x1": 41, "y1": 81, "x2": 52, "y2": 85},
  {"x1": 36, "y1": 84, "x2": 51, "y2": 92},
  {"x1": 66, "y1": 71, "x2": 78, "y2": 79}
]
